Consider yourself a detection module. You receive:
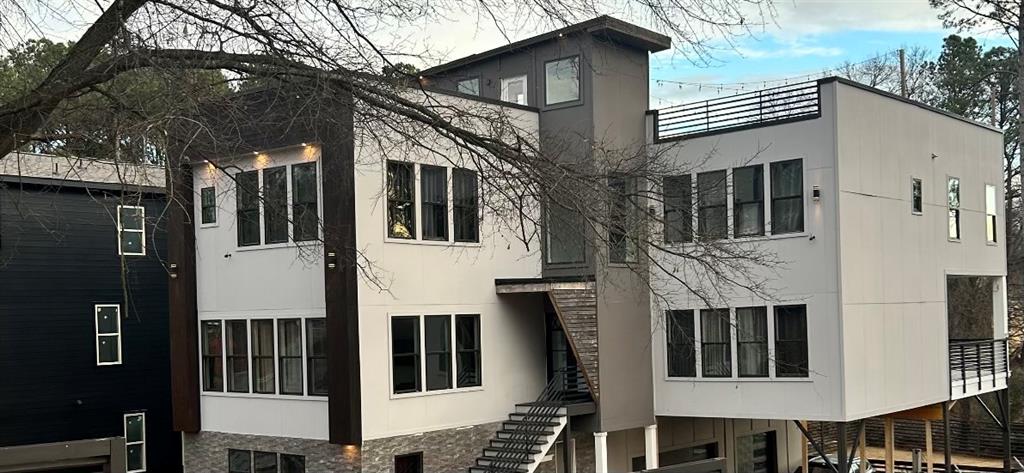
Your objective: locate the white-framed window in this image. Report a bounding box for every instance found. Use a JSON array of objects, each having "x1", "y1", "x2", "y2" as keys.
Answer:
[
  {"x1": 95, "y1": 304, "x2": 122, "y2": 365},
  {"x1": 385, "y1": 161, "x2": 480, "y2": 244},
  {"x1": 390, "y1": 313, "x2": 482, "y2": 395},
  {"x1": 500, "y1": 75, "x2": 528, "y2": 105},
  {"x1": 986, "y1": 184, "x2": 998, "y2": 243},
  {"x1": 117, "y1": 205, "x2": 146, "y2": 256},
  {"x1": 124, "y1": 412, "x2": 146, "y2": 472}
]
